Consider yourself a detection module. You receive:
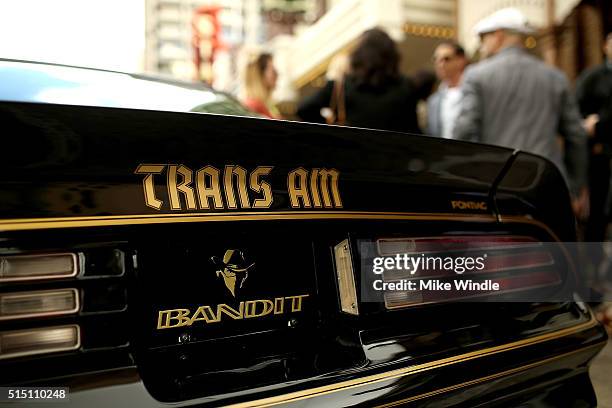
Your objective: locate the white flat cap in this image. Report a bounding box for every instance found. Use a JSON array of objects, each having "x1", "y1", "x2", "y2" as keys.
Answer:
[{"x1": 474, "y1": 7, "x2": 534, "y2": 35}]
